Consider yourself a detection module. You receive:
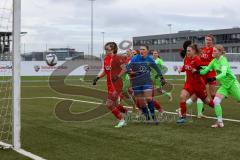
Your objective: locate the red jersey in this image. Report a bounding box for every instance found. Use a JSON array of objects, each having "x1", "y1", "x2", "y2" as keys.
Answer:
[
  {"x1": 103, "y1": 54, "x2": 125, "y2": 93},
  {"x1": 182, "y1": 56, "x2": 208, "y2": 99},
  {"x1": 200, "y1": 47, "x2": 214, "y2": 66},
  {"x1": 183, "y1": 56, "x2": 205, "y2": 86},
  {"x1": 126, "y1": 56, "x2": 132, "y2": 63},
  {"x1": 200, "y1": 46, "x2": 217, "y2": 81}
]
